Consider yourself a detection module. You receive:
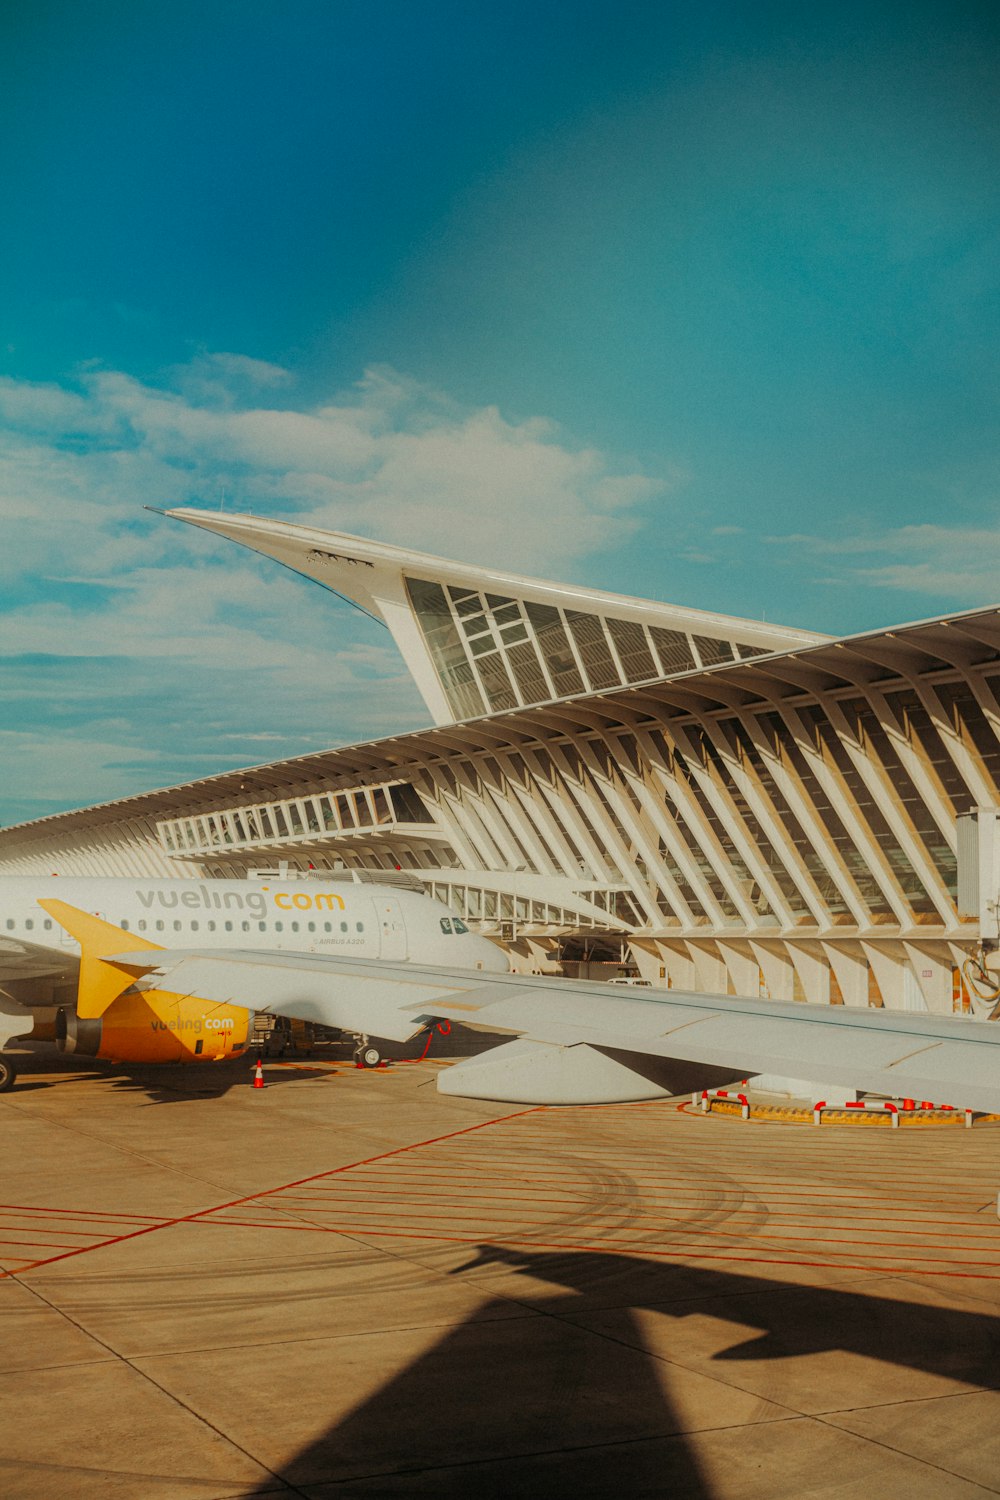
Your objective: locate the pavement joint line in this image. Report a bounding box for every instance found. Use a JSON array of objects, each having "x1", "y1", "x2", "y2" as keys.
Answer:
[
  {"x1": 5, "y1": 1271, "x2": 305, "y2": 1497},
  {"x1": 1, "y1": 1104, "x2": 542, "y2": 1281},
  {"x1": 814, "y1": 1384, "x2": 995, "y2": 1418},
  {"x1": 0, "y1": 1097, "x2": 275, "y2": 1213},
  {"x1": 807, "y1": 1408, "x2": 1000, "y2": 1496},
  {"x1": 285, "y1": 1411, "x2": 808, "y2": 1492}
]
